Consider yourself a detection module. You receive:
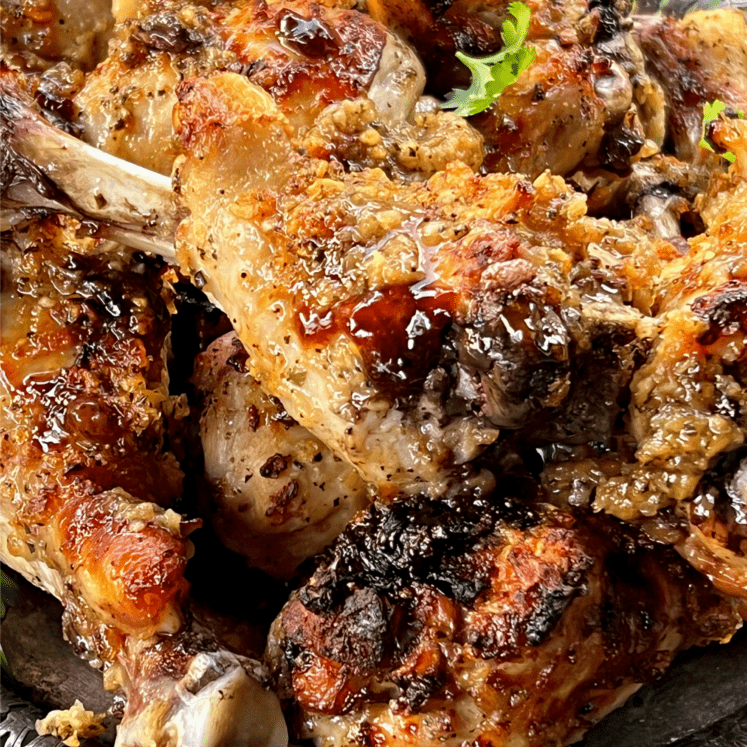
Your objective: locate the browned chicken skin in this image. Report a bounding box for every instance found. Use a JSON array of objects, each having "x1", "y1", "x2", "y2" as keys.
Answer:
[
  {"x1": 2, "y1": 2, "x2": 747, "y2": 745},
  {"x1": 172, "y1": 71, "x2": 684, "y2": 499},
  {"x1": 633, "y1": 9, "x2": 747, "y2": 162},
  {"x1": 71, "y1": 0, "x2": 425, "y2": 174},
  {"x1": 0, "y1": 215, "x2": 287, "y2": 746},
  {"x1": 368, "y1": 0, "x2": 666, "y2": 178},
  {"x1": 267, "y1": 484, "x2": 741, "y2": 746},
  {"x1": 0, "y1": 216, "x2": 189, "y2": 637}
]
